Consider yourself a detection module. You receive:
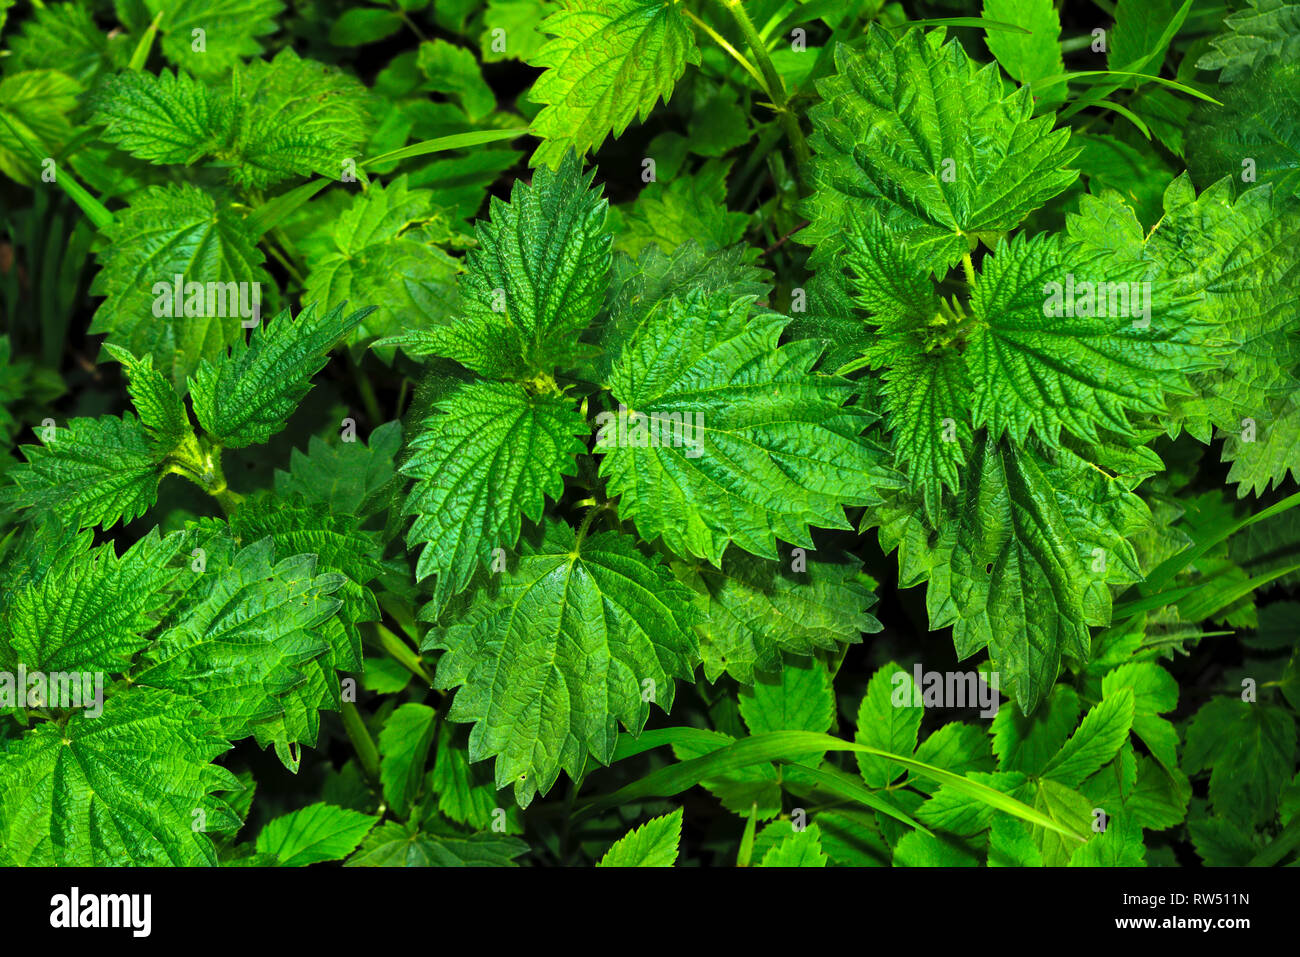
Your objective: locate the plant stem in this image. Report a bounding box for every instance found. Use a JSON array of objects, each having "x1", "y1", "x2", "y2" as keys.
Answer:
[
  {"x1": 1060, "y1": 34, "x2": 1096, "y2": 54},
  {"x1": 213, "y1": 487, "x2": 245, "y2": 514},
  {"x1": 719, "y1": 0, "x2": 812, "y2": 167},
  {"x1": 395, "y1": 377, "x2": 410, "y2": 418},
  {"x1": 961, "y1": 251, "x2": 977, "y2": 286},
  {"x1": 574, "y1": 503, "x2": 605, "y2": 547},
  {"x1": 393, "y1": 4, "x2": 429, "y2": 43},
  {"x1": 375, "y1": 622, "x2": 435, "y2": 687},
  {"x1": 268, "y1": 226, "x2": 307, "y2": 285},
  {"x1": 166, "y1": 434, "x2": 244, "y2": 512},
  {"x1": 341, "y1": 700, "x2": 381, "y2": 784},
  {"x1": 683, "y1": 8, "x2": 769, "y2": 93}
]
